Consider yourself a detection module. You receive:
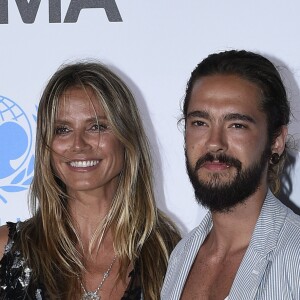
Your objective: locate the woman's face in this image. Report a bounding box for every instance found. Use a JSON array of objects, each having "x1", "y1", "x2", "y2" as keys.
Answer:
[{"x1": 51, "y1": 86, "x2": 124, "y2": 198}]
